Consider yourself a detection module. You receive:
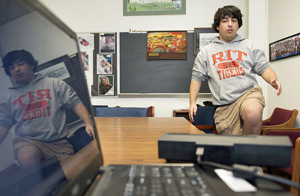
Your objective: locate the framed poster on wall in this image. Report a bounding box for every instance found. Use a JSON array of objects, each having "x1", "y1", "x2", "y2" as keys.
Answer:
[
  {"x1": 194, "y1": 28, "x2": 218, "y2": 55},
  {"x1": 35, "y1": 55, "x2": 78, "y2": 83},
  {"x1": 147, "y1": 31, "x2": 187, "y2": 60},
  {"x1": 269, "y1": 33, "x2": 300, "y2": 62},
  {"x1": 123, "y1": 0, "x2": 186, "y2": 16}
]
